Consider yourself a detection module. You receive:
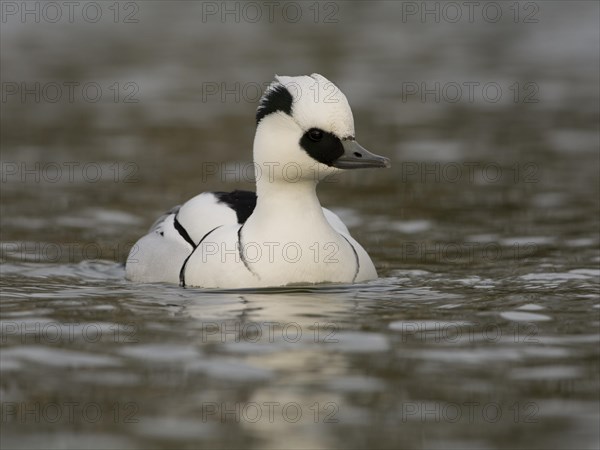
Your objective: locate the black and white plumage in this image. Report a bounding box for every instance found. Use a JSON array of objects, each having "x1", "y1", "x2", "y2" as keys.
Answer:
[{"x1": 126, "y1": 74, "x2": 390, "y2": 288}]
